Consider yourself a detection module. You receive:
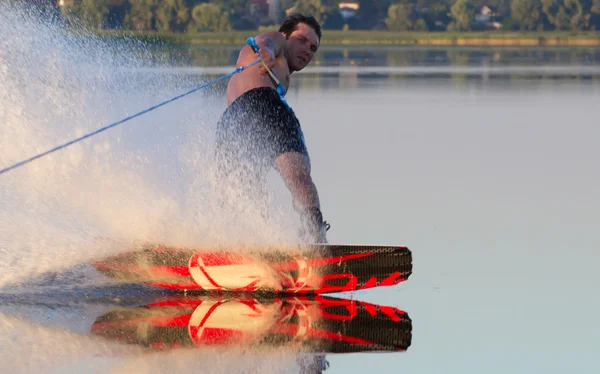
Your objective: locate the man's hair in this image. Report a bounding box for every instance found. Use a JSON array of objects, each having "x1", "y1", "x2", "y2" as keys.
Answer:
[{"x1": 278, "y1": 13, "x2": 322, "y2": 41}]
